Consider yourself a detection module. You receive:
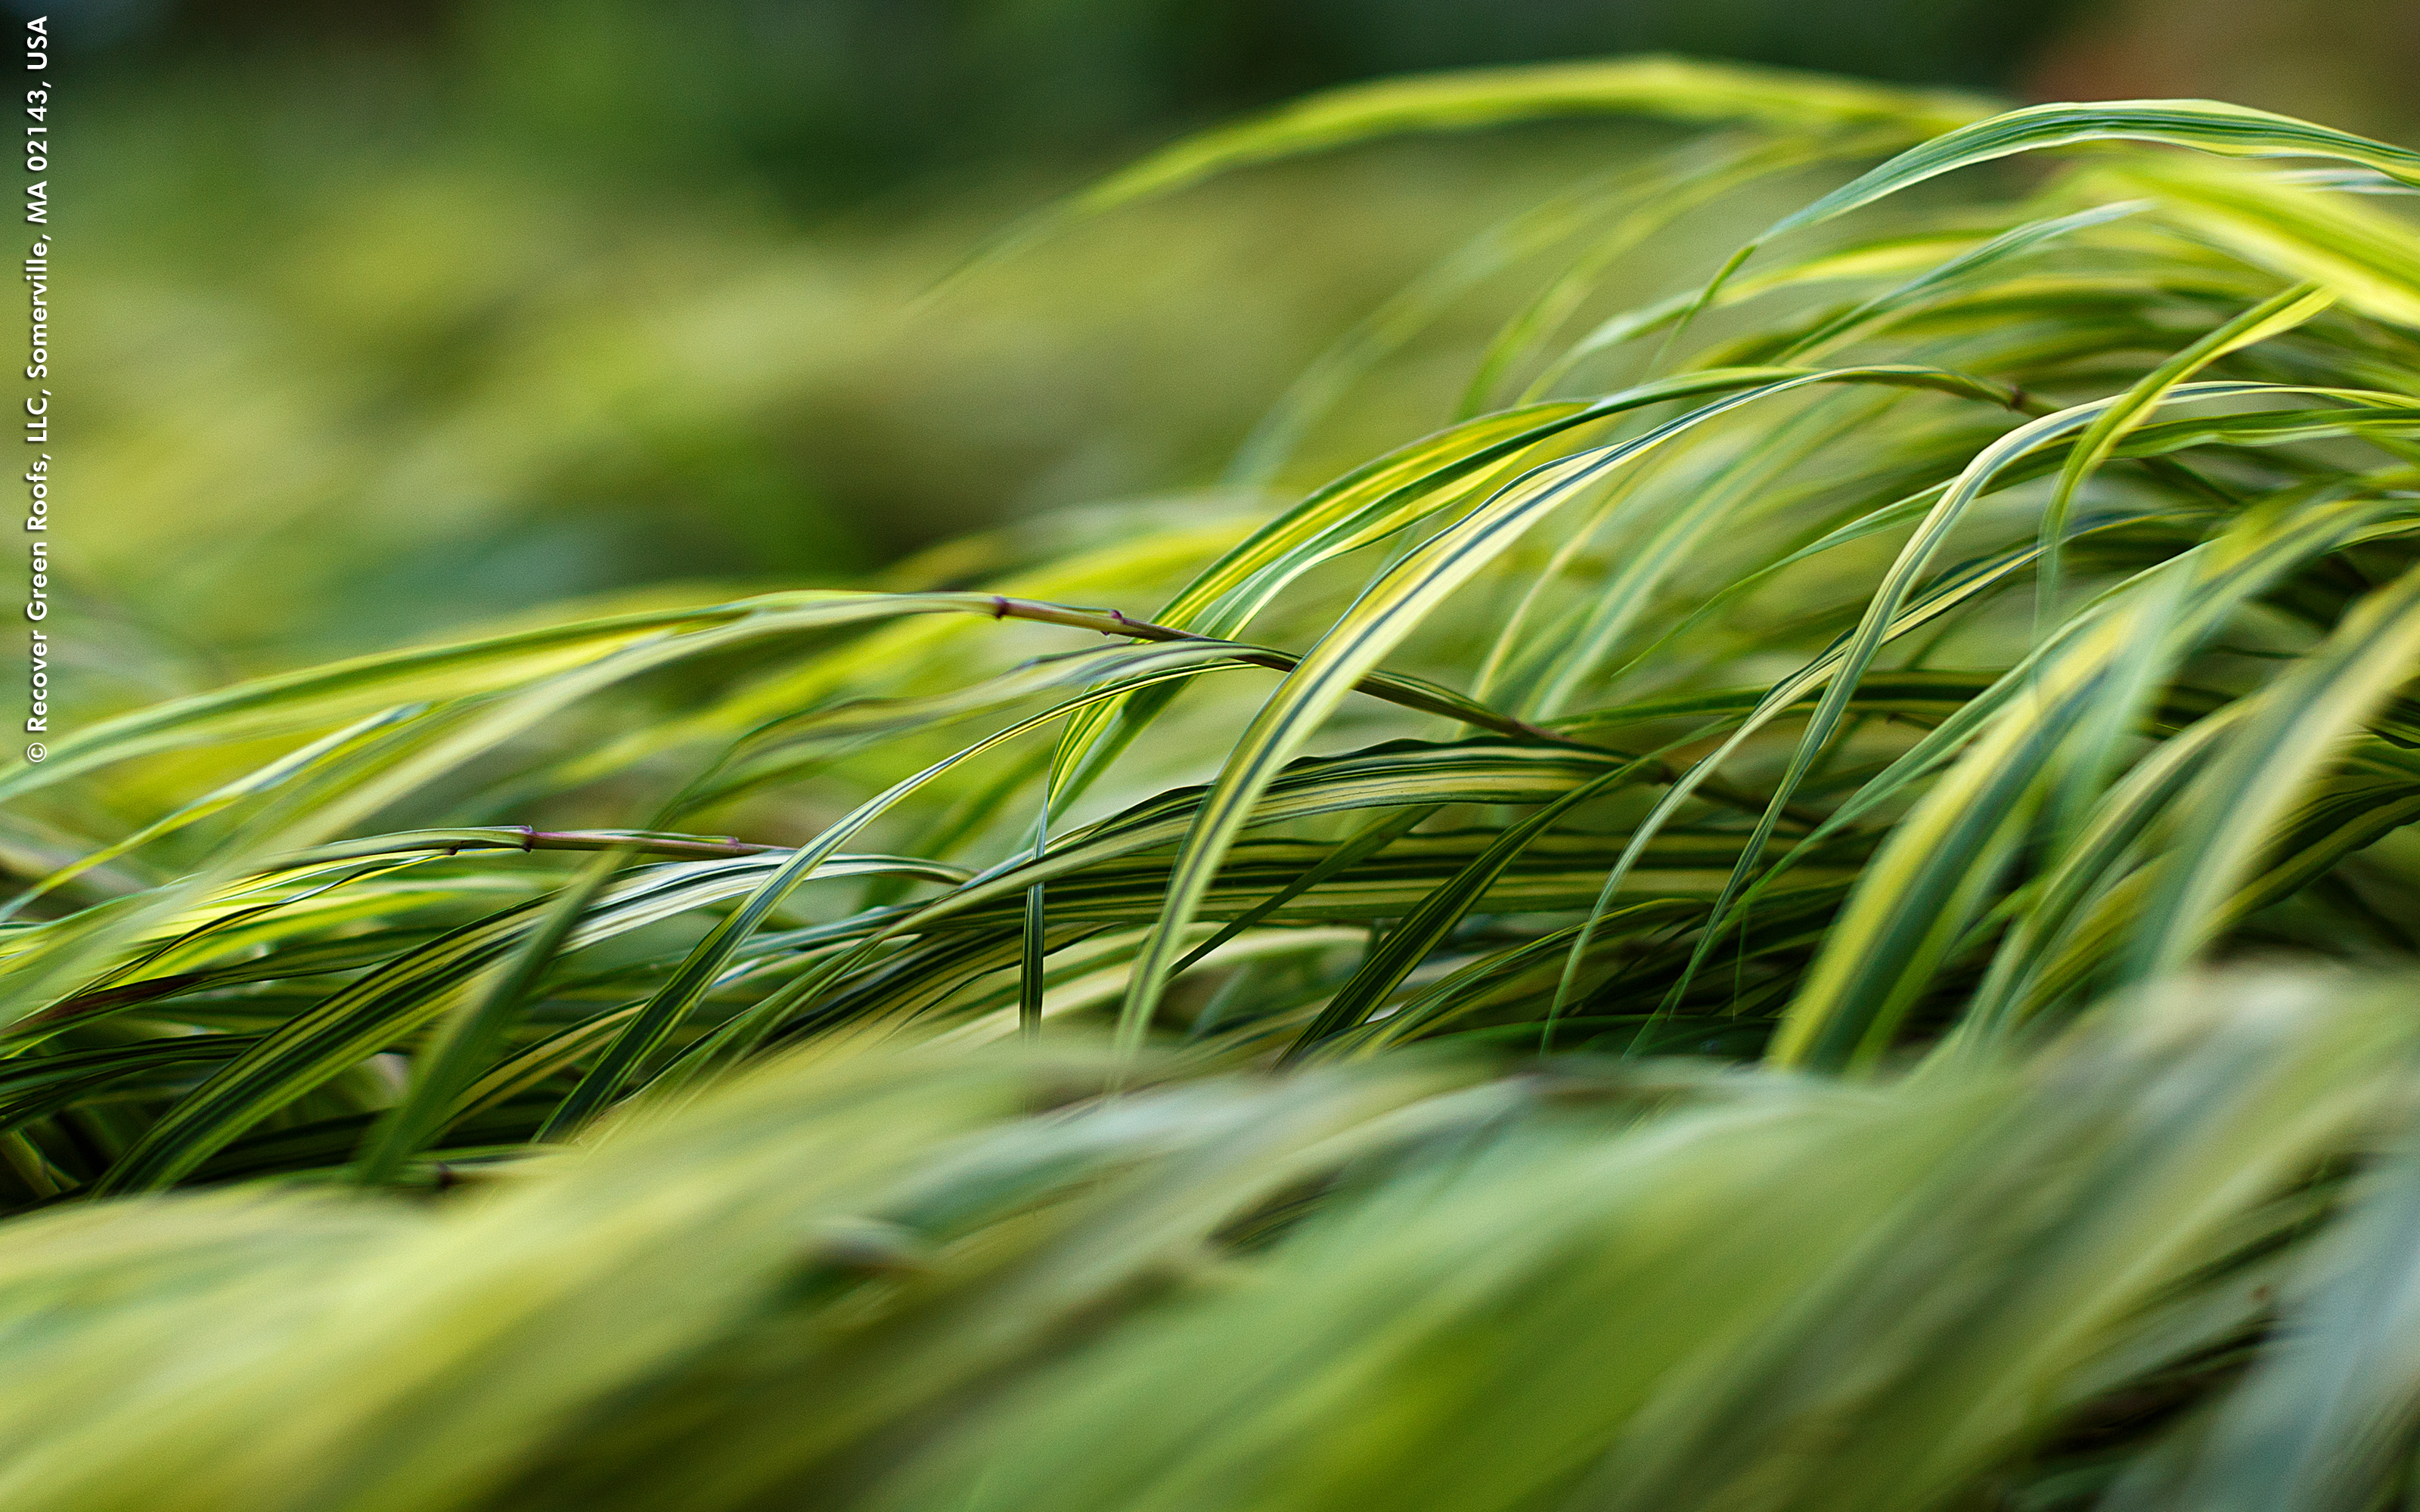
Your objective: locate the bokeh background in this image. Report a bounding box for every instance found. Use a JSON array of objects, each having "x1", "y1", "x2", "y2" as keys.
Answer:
[{"x1": 54, "y1": 0, "x2": 2420, "y2": 711}]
